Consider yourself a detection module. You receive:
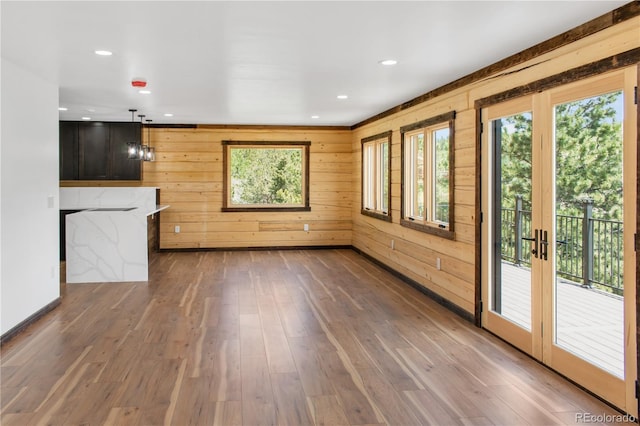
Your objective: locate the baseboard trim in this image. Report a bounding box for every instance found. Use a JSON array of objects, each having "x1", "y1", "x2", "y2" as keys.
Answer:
[
  {"x1": 158, "y1": 245, "x2": 352, "y2": 252},
  {"x1": 0, "y1": 298, "x2": 61, "y2": 345},
  {"x1": 351, "y1": 247, "x2": 475, "y2": 323}
]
